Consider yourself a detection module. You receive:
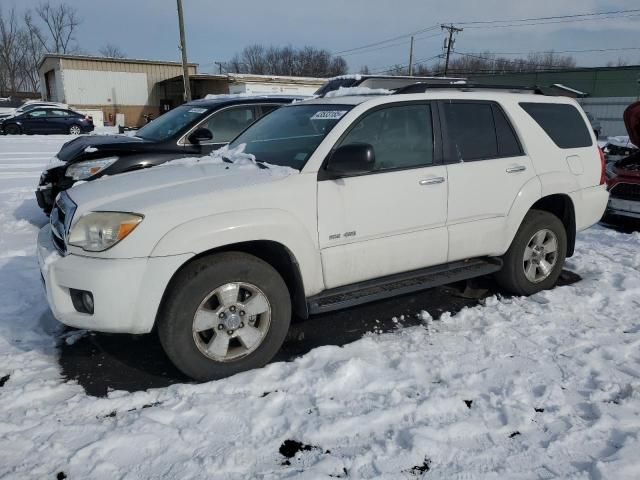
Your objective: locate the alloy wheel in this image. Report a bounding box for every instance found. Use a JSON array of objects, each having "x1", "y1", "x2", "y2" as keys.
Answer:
[
  {"x1": 192, "y1": 282, "x2": 271, "y2": 362},
  {"x1": 523, "y1": 228, "x2": 559, "y2": 283}
]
